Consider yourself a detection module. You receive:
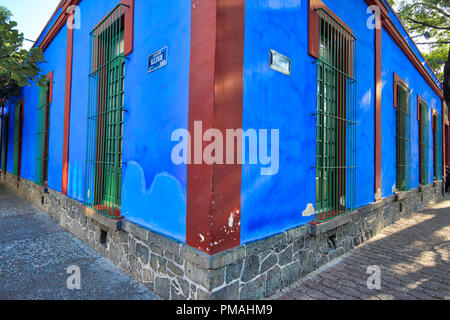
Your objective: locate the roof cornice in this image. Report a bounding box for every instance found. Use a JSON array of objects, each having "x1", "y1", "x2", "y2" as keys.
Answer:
[
  {"x1": 35, "y1": 0, "x2": 443, "y2": 100},
  {"x1": 36, "y1": 0, "x2": 81, "y2": 51},
  {"x1": 365, "y1": 0, "x2": 443, "y2": 99}
]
